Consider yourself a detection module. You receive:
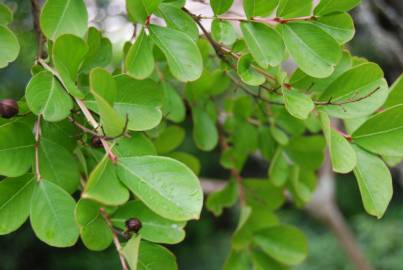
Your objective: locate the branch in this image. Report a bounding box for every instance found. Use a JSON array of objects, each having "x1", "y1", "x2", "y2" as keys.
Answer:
[
  {"x1": 34, "y1": 115, "x2": 42, "y2": 181},
  {"x1": 100, "y1": 208, "x2": 129, "y2": 270},
  {"x1": 195, "y1": 14, "x2": 315, "y2": 24},
  {"x1": 314, "y1": 87, "x2": 381, "y2": 106},
  {"x1": 30, "y1": 0, "x2": 45, "y2": 59}
]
